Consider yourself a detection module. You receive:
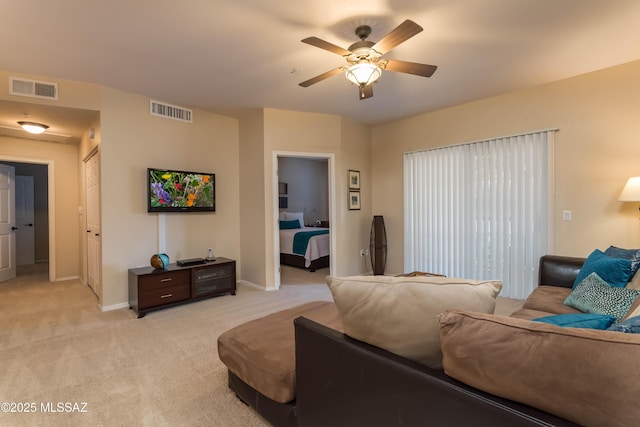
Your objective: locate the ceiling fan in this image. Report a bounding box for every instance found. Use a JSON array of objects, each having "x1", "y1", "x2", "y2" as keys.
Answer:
[{"x1": 299, "y1": 19, "x2": 437, "y2": 100}]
